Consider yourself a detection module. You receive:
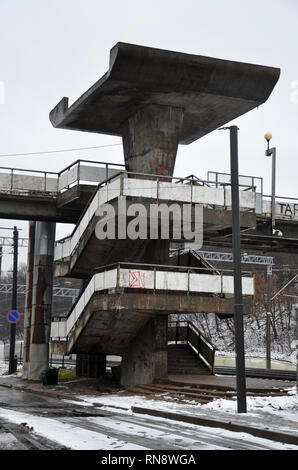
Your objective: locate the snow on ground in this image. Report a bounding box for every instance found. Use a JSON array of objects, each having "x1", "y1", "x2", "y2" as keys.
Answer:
[
  {"x1": 0, "y1": 404, "x2": 296, "y2": 450},
  {"x1": 0, "y1": 407, "x2": 147, "y2": 450},
  {"x1": 68, "y1": 386, "x2": 298, "y2": 427},
  {"x1": 203, "y1": 388, "x2": 298, "y2": 419},
  {"x1": 0, "y1": 361, "x2": 9, "y2": 376},
  {"x1": 0, "y1": 431, "x2": 26, "y2": 450},
  {"x1": 0, "y1": 360, "x2": 23, "y2": 377}
]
